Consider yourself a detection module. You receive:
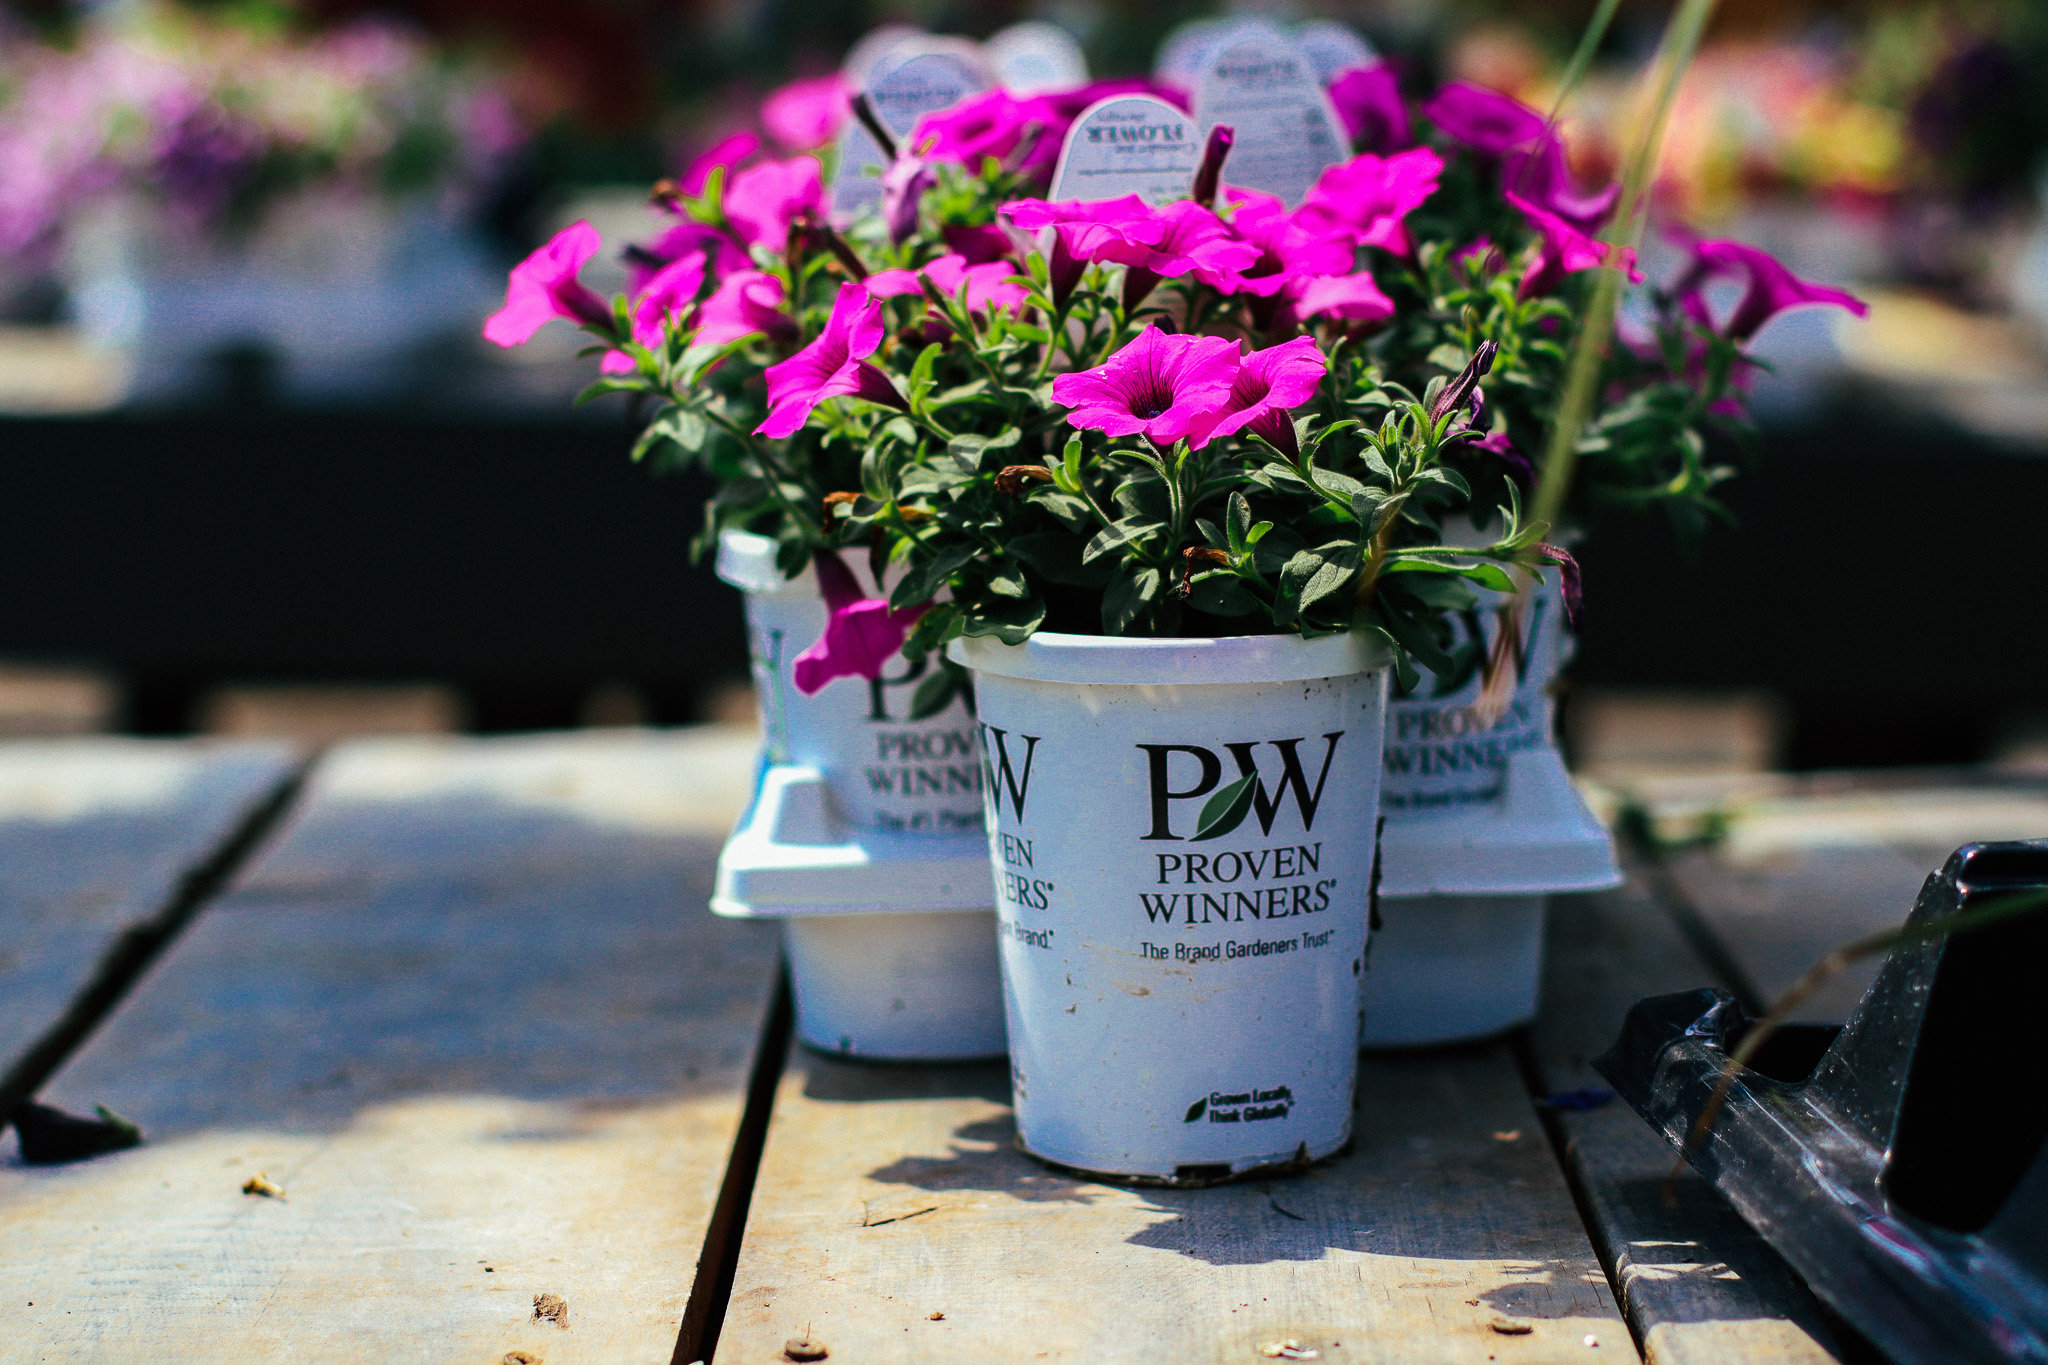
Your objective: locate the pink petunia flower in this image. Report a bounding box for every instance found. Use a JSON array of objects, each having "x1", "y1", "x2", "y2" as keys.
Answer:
[
  {"x1": 943, "y1": 222, "x2": 1015, "y2": 264},
  {"x1": 790, "y1": 548, "x2": 928, "y2": 696},
  {"x1": 1283, "y1": 270, "x2": 1397, "y2": 328},
  {"x1": 1091, "y1": 199, "x2": 1260, "y2": 305},
  {"x1": 695, "y1": 270, "x2": 795, "y2": 346},
  {"x1": 1422, "y1": 81, "x2": 1547, "y2": 156},
  {"x1": 867, "y1": 253, "x2": 1029, "y2": 319},
  {"x1": 483, "y1": 221, "x2": 612, "y2": 346},
  {"x1": 1003, "y1": 195, "x2": 1165, "y2": 308},
  {"x1": 1295, "y1": 147, "x2": 1443, "y2": 256},
  {"x1": 1186, "y1": 336, "x2": 1327, "y2": 453},
  {"x1": 762, "y1": 72, "x2": 853, "y2": 151},
  {"x1": 681, "y1": 130, "x2": 761, "y2": 196},
  {"x1": 1327, "y1": 63, "x2": 1412, "y2": 153},
  {"x1": 1671, "y1": 237, "x2": 1868, "y2": 341},
  {"x1": 1500, "y1": 134, "x2": 1618, "y2": 231},
  {"x1": 756, "y1": 281, "x2": 905, "y2": 437},
  {"x1": 601, "y1": 251, "x2": 709, "y2": 370},
  {"x1": 1506, "y1": 191, "x2": 1640, "y2": 298},
  {"x1": 1050, "y1": 326, "x2": 1242, "y2": 445},
  {"x1": 1219, "y1": 189, "x2": 1355, "y2": 298},
  {"x1": 910, "y1": 90, "x2": 1058, "y2": 173},
  {"x1": 724, "y1": 156, "x2": 827, "y2": 249},
  {"x1": 627, "y1": 220, "x2": 740, "y2": 295}
]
